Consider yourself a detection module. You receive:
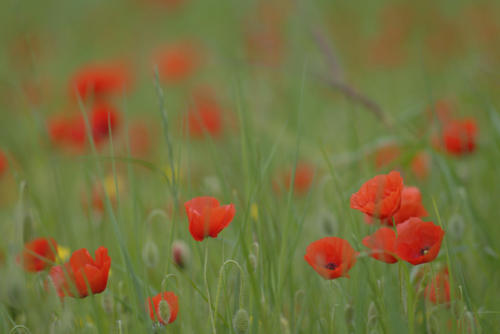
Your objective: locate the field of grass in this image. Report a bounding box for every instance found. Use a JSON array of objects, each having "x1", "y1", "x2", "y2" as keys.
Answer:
[{"x1": 1, "y1": 0, "x2": 499, "y2": 333}]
